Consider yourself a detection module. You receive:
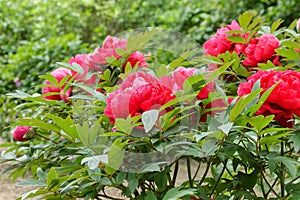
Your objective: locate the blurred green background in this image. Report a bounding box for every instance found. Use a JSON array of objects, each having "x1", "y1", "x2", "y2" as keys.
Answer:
[{"x1": 1, "y1": 0, "x2": 299, "y2": 139}]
